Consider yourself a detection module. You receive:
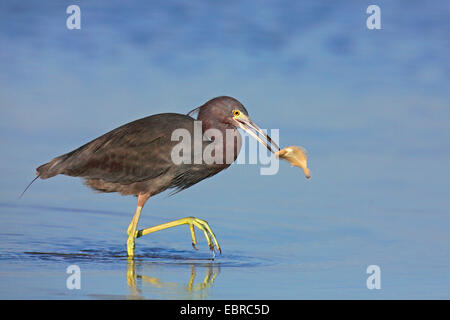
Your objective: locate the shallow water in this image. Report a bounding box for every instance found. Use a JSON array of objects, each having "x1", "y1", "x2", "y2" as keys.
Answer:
[
  {"x1": 0, "y1": 1, "x2": 449, "y2": 299},
  {"x1": 0, "y1": 198, "x2": 448, "y2": 299}
]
